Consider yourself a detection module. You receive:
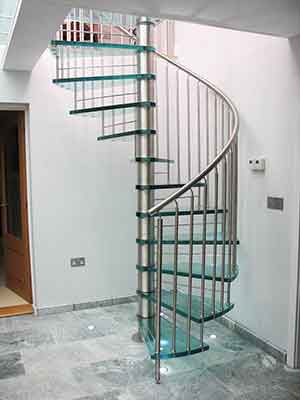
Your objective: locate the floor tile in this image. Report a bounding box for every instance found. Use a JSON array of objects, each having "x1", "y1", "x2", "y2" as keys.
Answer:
[
  {"x1": 0, "y1": 352, "x2": 25, "y2": 380},
  {"x1": 0, "y1": 302, "x2": 297, "y2": 400},
  {"x1": 0, "y1": 329, "x2": 54, "y2": 354}
]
